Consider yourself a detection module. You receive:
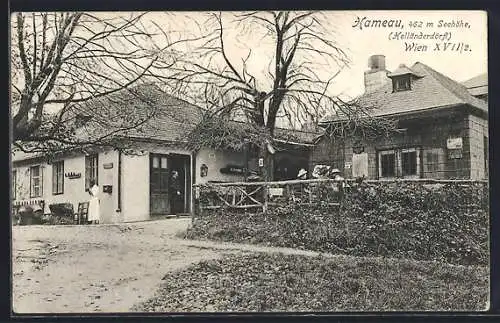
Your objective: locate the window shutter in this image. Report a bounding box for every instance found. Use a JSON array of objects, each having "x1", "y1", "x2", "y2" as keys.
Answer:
[
  {"x1": 52, "y1": 164, "x2": 57, "y2": 194},
  {"x1": 29, "y1": 167, "x2": 32, "y2": 197},
  {"x1": 40, "y1": 166, "x2": 43, "y2": 196}
]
